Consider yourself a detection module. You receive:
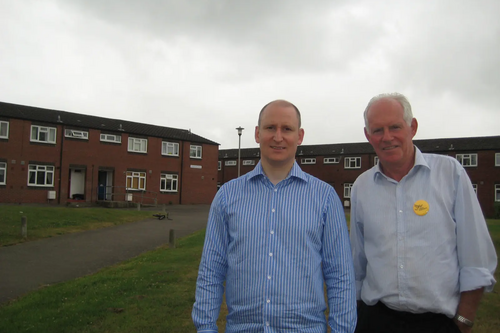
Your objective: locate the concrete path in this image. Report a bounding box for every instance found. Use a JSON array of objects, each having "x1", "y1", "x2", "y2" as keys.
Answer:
[{"x1": 0, "y1": 205, "x2": 210, "y2": 305}]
